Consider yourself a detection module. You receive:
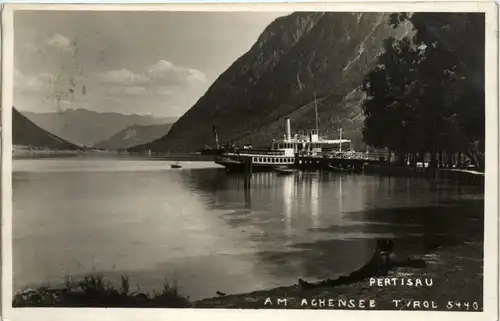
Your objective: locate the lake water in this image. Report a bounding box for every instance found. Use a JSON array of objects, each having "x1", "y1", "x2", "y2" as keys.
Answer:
[{"x1": 12, "y1": 157, "x2": 484, "y2": 300}]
